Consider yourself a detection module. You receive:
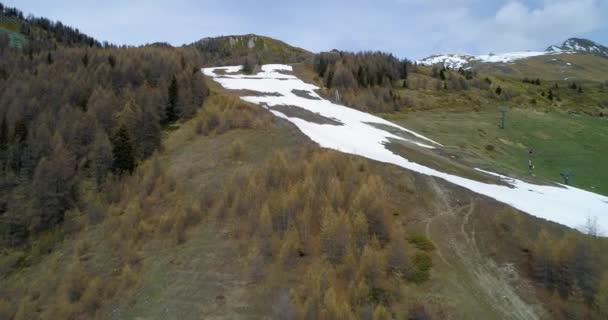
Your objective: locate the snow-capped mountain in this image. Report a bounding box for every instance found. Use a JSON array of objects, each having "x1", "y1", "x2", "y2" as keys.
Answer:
[
  {"x1": 417, "y1": 38, "x2": 607, "y2": 69},
  {"x1": 546, "y1": 38, "x2": 608, "y2": 57}
]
